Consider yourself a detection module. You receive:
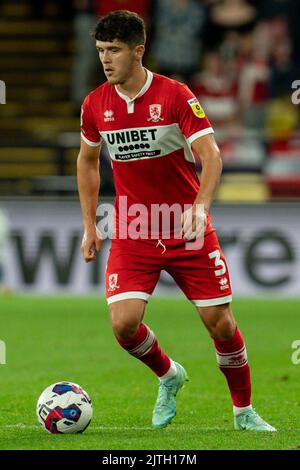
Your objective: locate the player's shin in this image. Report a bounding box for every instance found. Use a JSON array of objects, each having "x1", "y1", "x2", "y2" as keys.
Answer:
[
  {"x1": 213, "y1": 326, "x2": 252, "y2": 411},
  {"x1": 115, "y1": 323, "x2": 173, "y2": 377}
]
